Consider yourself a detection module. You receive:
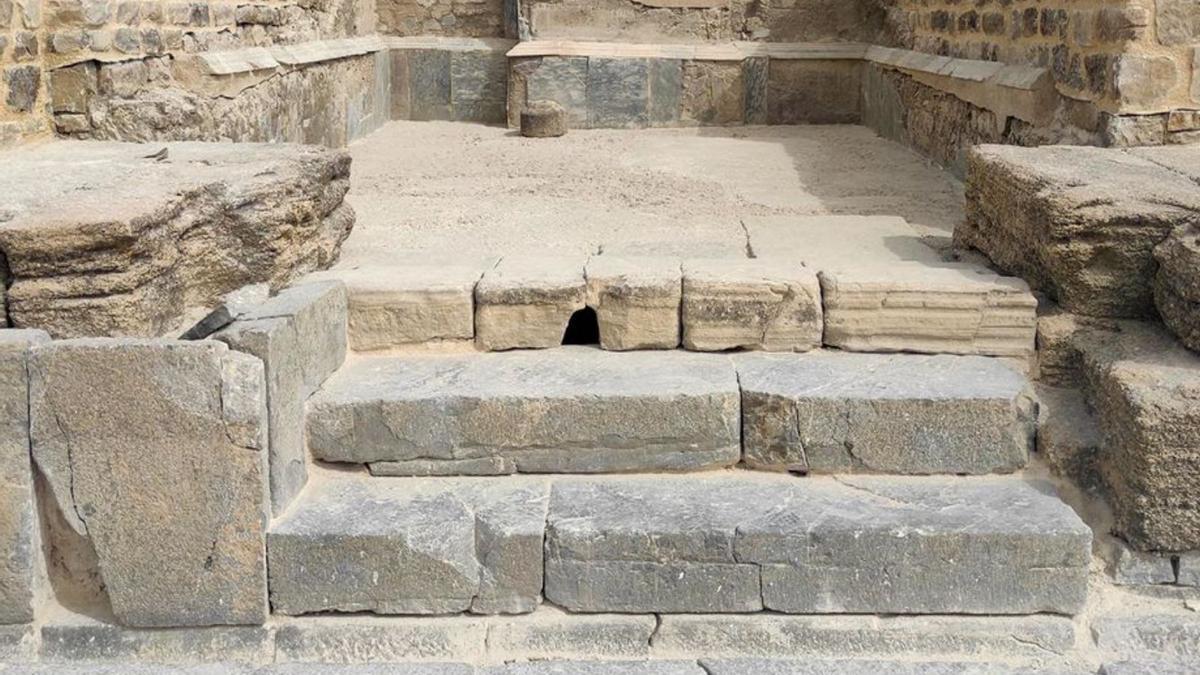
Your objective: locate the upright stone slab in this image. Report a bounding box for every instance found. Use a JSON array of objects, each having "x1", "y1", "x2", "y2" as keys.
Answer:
[
  {"x1": 216, "y1": 280, "x2": 348, "y2": 514},
  {"x1": 0, "y1": 329, "x2": 48, "y2": 625},
  {"x1": 450, "y1": 49, "x2": 509, "y2": 124},
  {"x1": 737, "y1": 352, "x2": 1035, "y2": 475},
  {"x1": 524, "y1": 56, "x2": 589, "y2": 127},
  {"x1": 681, "y1": 259, "x2": 822, "y2": 352},
  {"x1": 585, "y1": 256, "x2": 681, "y2": 350},
  {"x1": 587, "y1": 58, "x2": 650, "y2": 128},
  {"x1": 28, "y1": 339, "x2": 269, "y2": 627},
  {"x1": 476, "y1": 256, "x2": 587, "y2": 350}
]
